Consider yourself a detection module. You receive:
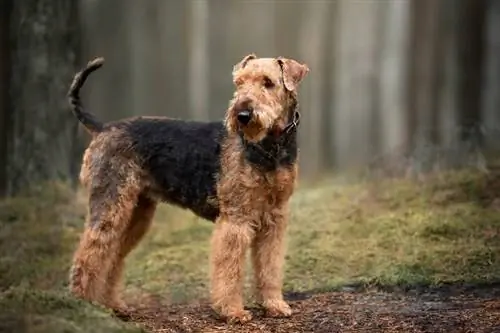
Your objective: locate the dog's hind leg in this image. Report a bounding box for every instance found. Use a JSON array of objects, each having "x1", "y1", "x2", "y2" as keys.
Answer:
[
  {"x1": 104, "y1": 195, "x2": 157, "y2": 309},
  {"x1": 69, "y1": 165, "x2": 142, "y2": 310}
]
